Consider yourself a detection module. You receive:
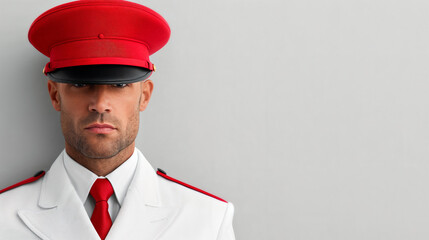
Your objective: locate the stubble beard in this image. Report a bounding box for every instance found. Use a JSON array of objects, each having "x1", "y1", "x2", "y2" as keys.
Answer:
[{"x1": 61, "y1": 109, "x2": 140, "y2": 160}]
